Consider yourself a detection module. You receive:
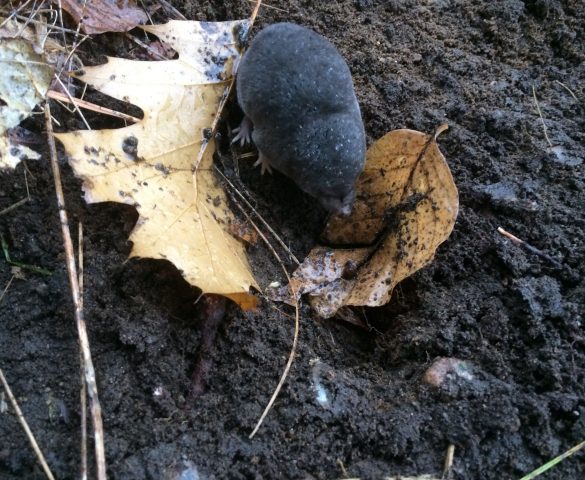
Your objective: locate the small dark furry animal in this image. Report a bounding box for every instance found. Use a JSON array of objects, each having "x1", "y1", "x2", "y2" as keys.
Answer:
[{"x1": 234, "y1": 23, "x2": 366, "y2": 215}]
